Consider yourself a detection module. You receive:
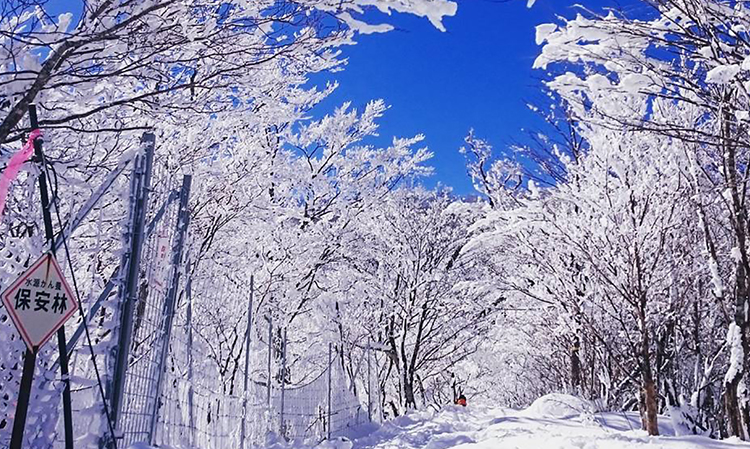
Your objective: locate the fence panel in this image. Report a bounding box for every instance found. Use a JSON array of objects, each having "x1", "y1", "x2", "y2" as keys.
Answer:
[
  {"x1": 148, "y1": 290, "x2": 368, "y2": 448},
  {"x1": 111, "y1": 175, "x2": 369, "y2": 449},
  {"x1": 116, "y1": 164, "x2": 186, "y2": 447},
  {"x1": 1, "y1": 130, "x2": 372, "y2": 449}
]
